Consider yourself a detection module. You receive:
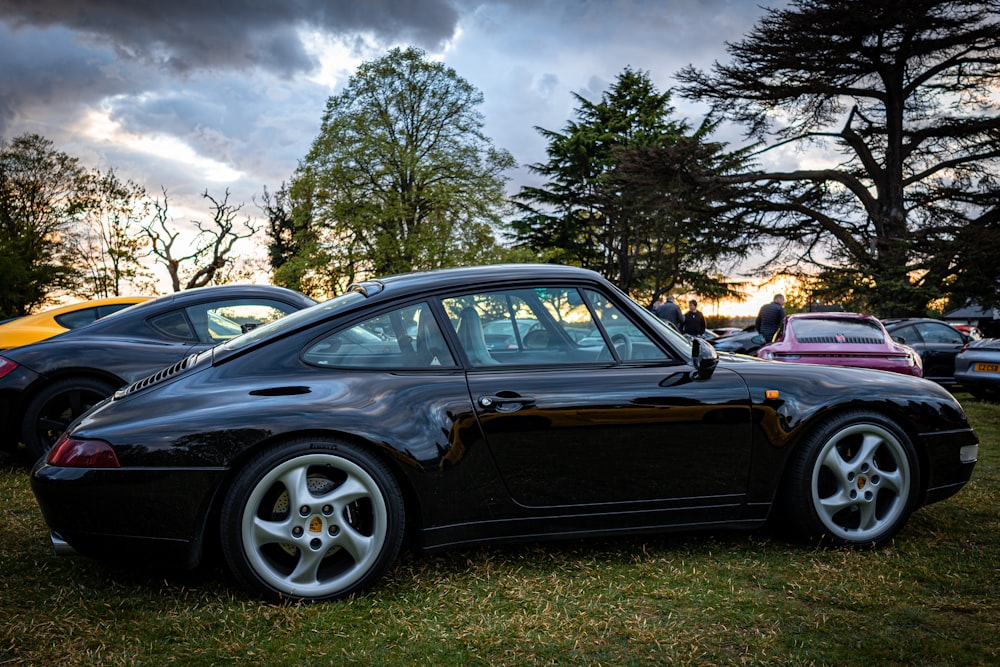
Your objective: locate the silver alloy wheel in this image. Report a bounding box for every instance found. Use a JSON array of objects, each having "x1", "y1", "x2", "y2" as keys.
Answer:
[
  {"x1": 810, "y1": 422, "x2": 911, "y2": 542},
  {"x1": 240, "y1": 452, "x2": 389, "y2": 599}
]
